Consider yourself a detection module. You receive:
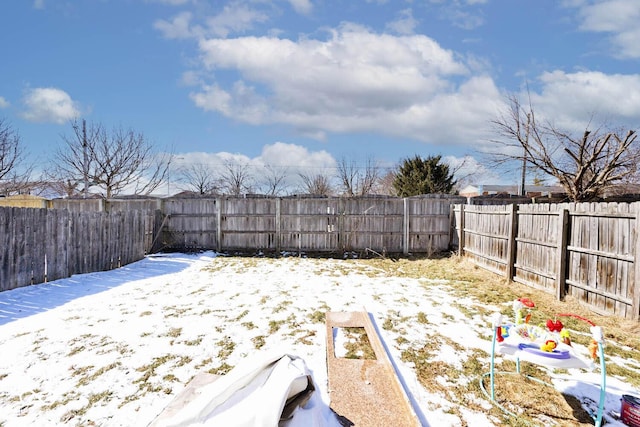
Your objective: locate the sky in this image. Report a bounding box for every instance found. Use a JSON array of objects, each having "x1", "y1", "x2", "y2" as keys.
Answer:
[
  {"x1": 1, "y1": 0, "x2": 640, "y2": 189},
  {"x1": 0, "y1": 252, "x2": 636, "y2": 426}
]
